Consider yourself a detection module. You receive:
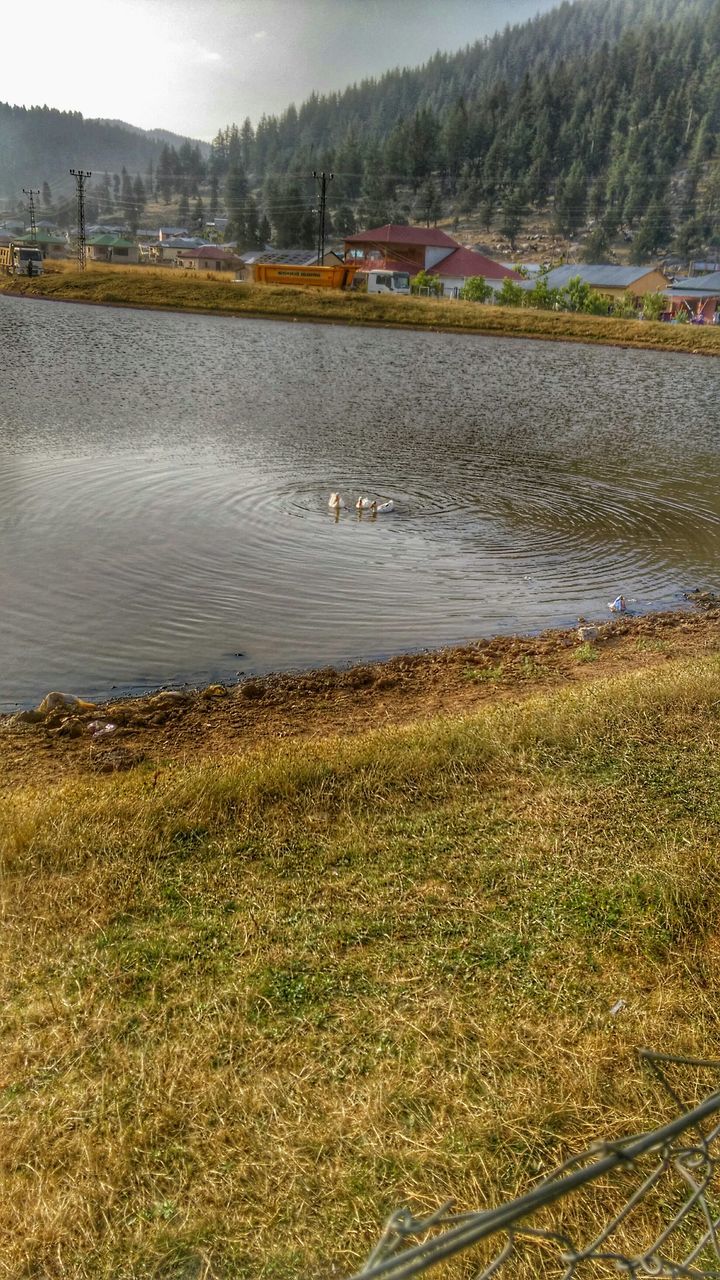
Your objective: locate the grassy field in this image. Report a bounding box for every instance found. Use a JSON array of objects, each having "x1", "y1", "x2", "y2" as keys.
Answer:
[
  {"x1": 3, "y1": 657, "x2": 720, "y2": 1278},
  {"x1": 1, "y1": 260, "x2": 719, "y2": 356}
]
